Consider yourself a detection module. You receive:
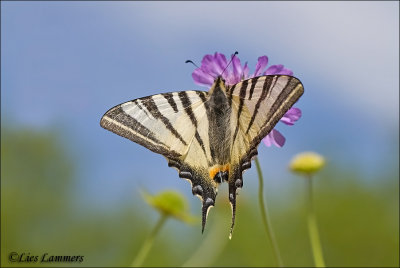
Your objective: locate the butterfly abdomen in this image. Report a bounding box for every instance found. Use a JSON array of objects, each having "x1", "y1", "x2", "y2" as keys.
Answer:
[
  {"x1": 206, "y1": 79, "x2": 232, "y2": 167},
  {"x1": 208, "y1": 164, "x2": 230, "y2": 183}
]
